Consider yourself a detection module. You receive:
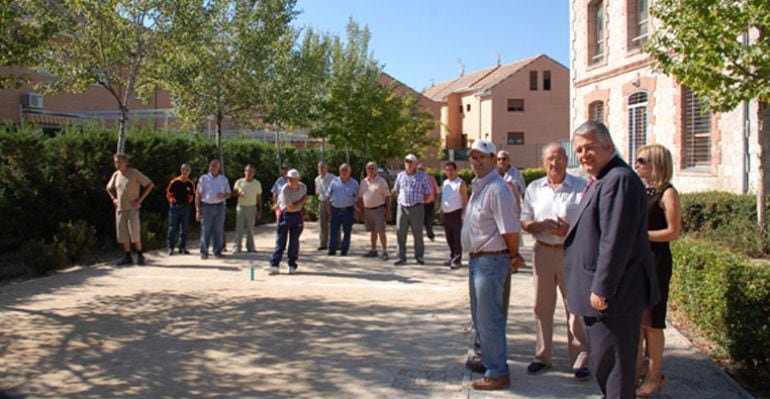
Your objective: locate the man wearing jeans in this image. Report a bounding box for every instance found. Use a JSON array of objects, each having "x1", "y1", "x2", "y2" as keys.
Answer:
[
  {"x1": 196, "y1": 159, "x2": 230, "y2": 259},
  {"x1": 461, "y1": 140, "x2": 524, "y2": 391},
  {"x1": 268, "y1": 169, "x2": 307, "y2": 275},
  {"x1": 166, "y1": 163, "x2": 195, "y2": 255},
  {"x1": 326, "y1": 163, "x2": 359, "y2": 256}
]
